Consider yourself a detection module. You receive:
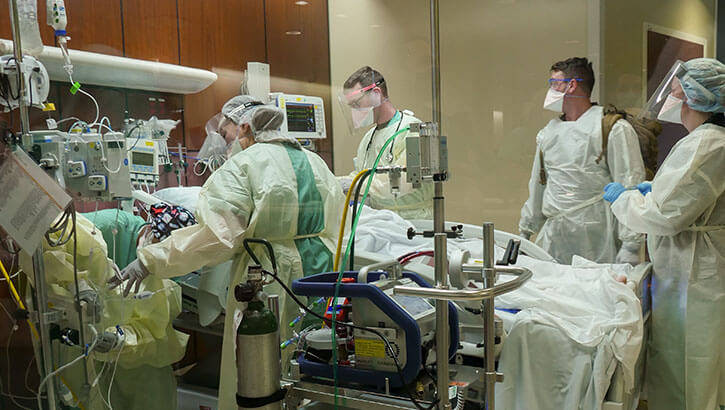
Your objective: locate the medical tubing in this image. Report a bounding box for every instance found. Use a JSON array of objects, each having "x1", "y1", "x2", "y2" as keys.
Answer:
[
  {"x1": 105, "y1": 340, "x2": 124, "y2": 410},
  {"x1": 0, "y1": 258, "x2": 84, "y2": 409},
  {"x1": 331, "y1": 127, "x2": 412, "y2": 407},
  {"x1": 399, "y1": 251, "x2": 435, "y2": 265},
  {"x1": 348, "y1": 170, "x2": 372, "y2": 270},
  {"x1": 333, "y1": 168, "x2": 371, "y2": 272},
  {"x1": 46, "y1": 207, "x2": 91, "y2": 388},
  {"x1": 263, "y1": 268, "x2": 437, "y2": 410},
  {"x1": 0, "y1": 258, "x2": 41, "y2": 339},
  {"x1": 124, "y1": 124, "x2": 143, "y2": 151},
  {"x1": 68, "y1": 74, "x2": 99, "y2": 126},
  {"x1": 326, "y1": 168, "x2": 371, "y2": 319},
  {"x1": 5, "y1": 329, "x2": 34, "y2": 410},
  {"x1": 35, "y1": 343, "x2": 93, "y2": 410},
  {"x1": 0, "y1": 258, "x2": 26, "y2": 311},
  {"x1": 242, "y1": 238, "x2": 278, "y2": 273},
  {"x1": 64, "y1": 208, "x2": 89, "y2": 388}
]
